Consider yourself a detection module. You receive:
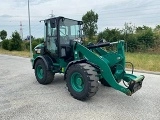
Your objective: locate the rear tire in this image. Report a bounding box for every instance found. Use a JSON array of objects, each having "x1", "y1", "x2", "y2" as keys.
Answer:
[
  {"x1": 66, "y1": 63, "x2": 99, "y2": 100},
  {"x1": 35, "y1": 59, "x2": 54, "y2": 85}
]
